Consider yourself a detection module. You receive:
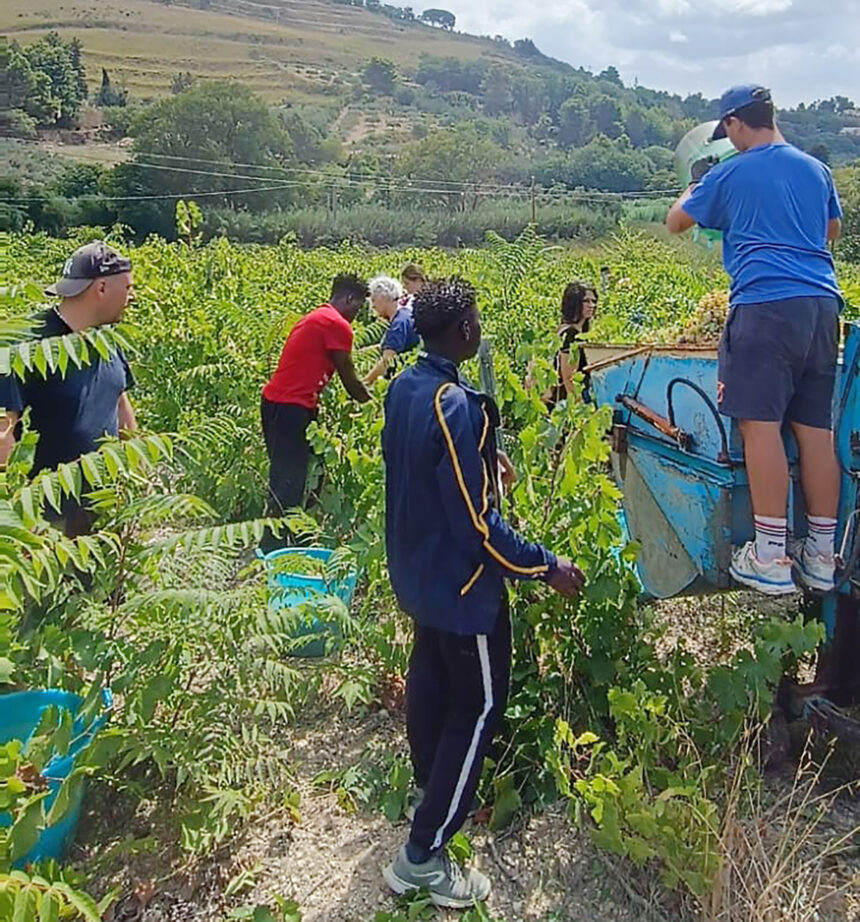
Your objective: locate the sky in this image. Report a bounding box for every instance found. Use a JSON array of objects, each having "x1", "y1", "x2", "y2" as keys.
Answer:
[{"x1": 445, "y1": 0, "x2": 859, "y2": 107}]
